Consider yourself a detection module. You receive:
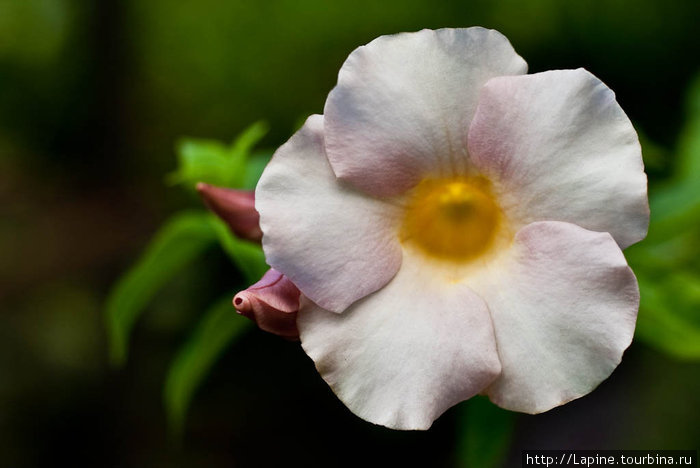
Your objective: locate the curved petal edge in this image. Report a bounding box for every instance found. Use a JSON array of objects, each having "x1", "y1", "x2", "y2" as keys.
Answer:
[
  {"x1": 256, "y1": 115, "x2": 403, "y2": 313},
  {"x1": 468, "y1": 221, "x2": 639, "y2": 413},
  {"x1": 325, "y1": 27, "x2": 528, "y2": 197},
  {"x1": 298, "y1": 251, "x2": 502, "y2": 430},
  {"x1": 468, "y1": 68, "x2": 649, "y2": 249}
]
